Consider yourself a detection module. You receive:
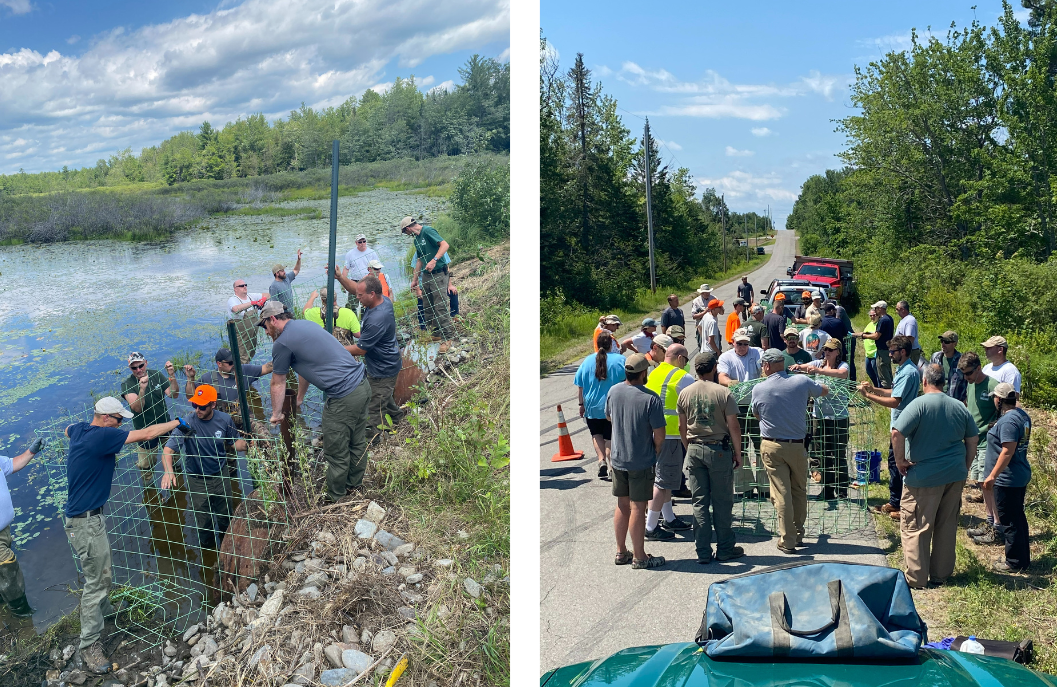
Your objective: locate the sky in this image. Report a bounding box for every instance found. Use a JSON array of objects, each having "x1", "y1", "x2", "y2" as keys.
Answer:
[
  {"x1": 541, "y1": 0, "x2": 1029, "y2": 230},
  {"x1": 0, "y1": 0, "x2": 509, "y2": 175}
]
